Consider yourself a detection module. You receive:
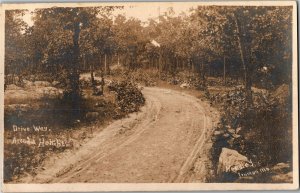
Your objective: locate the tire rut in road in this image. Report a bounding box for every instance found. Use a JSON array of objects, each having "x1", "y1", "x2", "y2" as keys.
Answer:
[{"x1": 53, "y1": 95, "x2": 162, "y2": 183}]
